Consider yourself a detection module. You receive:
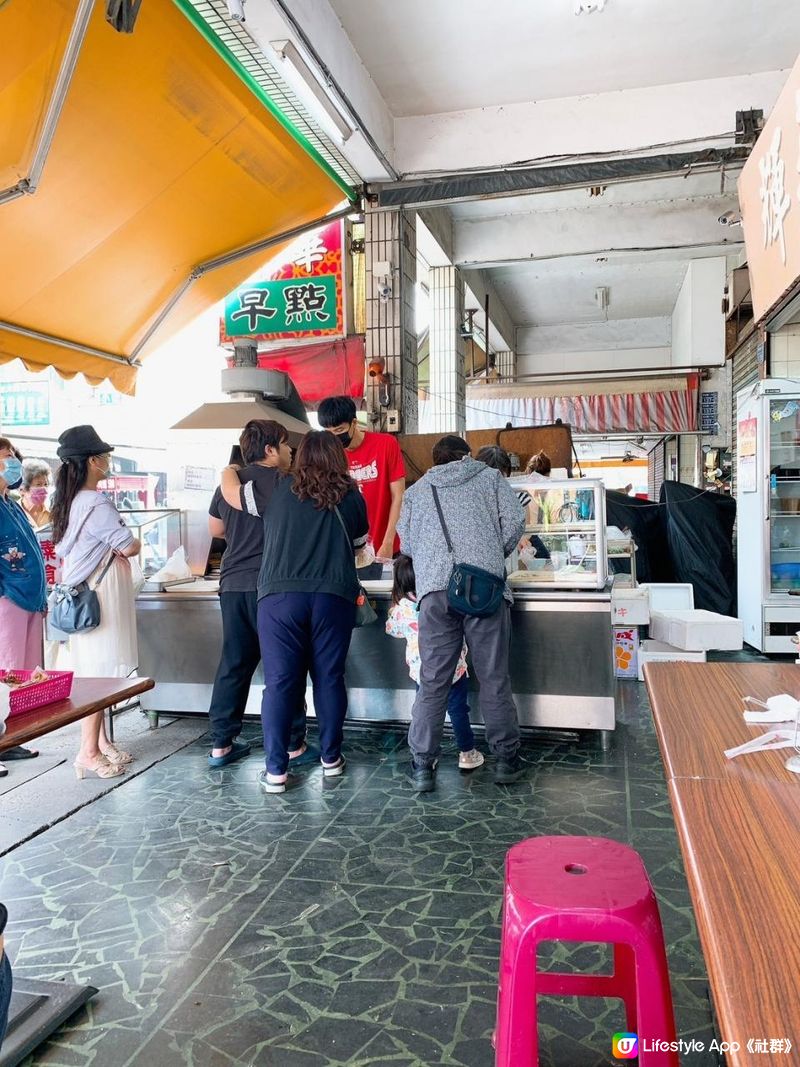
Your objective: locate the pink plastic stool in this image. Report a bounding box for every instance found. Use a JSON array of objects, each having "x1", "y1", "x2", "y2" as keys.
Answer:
[{"x1": 494, "y1": 836, "x2": 678, "y2": 1066}]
